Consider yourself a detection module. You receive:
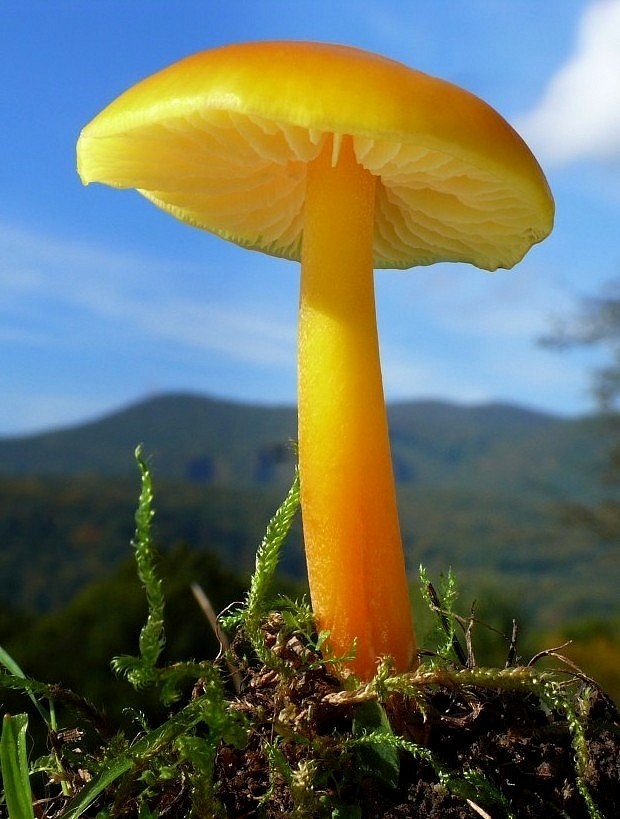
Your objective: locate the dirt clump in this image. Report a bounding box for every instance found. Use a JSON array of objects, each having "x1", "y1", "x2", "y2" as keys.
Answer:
[{"x1": 213, "y1": 621, "x2": 620, "y2": 818}]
